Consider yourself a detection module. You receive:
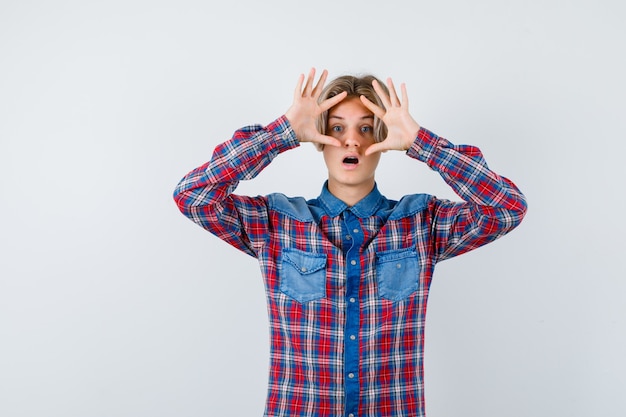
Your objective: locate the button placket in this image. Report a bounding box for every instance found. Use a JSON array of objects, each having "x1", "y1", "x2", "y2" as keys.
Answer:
[{"x1": 341, "y1": 209, "x2": 362, "y2": 417}]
